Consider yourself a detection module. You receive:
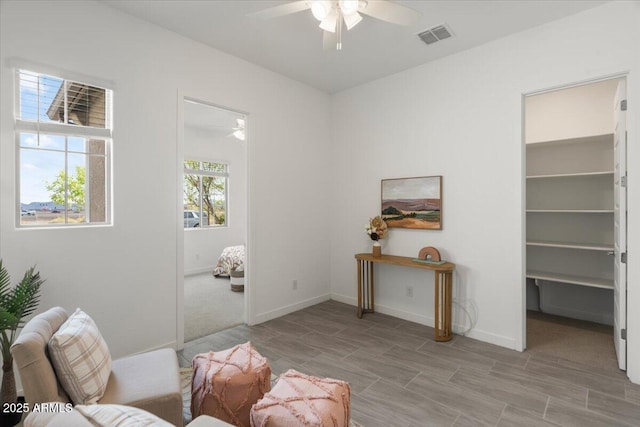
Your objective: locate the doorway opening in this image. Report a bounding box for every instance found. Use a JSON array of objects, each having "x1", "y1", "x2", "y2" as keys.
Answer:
[
  {"x1": 180, "y1": 99, "x2": 248, "y2": 344},
  {"x1": 523, "y1": 77, "x2": 627, "y2": 372}
]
